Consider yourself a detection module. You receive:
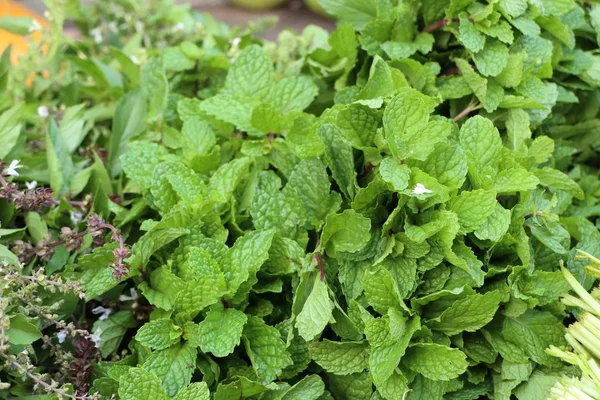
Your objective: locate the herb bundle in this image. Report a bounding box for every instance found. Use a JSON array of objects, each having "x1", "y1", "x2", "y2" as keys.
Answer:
[{"x1": 1, "y1": 0, "x2": 600, "y2": 398}]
